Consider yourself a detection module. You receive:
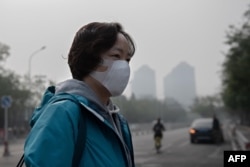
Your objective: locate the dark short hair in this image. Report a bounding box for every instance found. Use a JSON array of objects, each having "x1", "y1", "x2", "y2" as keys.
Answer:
[{"x1": 68, "y1": 22, "x2": 135, "y2": 80}]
